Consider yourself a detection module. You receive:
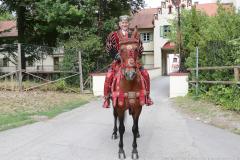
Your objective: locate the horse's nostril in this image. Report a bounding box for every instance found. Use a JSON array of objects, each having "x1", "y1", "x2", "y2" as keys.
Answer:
[
  {"x1": 132, "y1": 72, "x2": 136, "y2": 77},
  {"x1": 128, "y1": 71, "x2": 136, "y2": 80}
]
